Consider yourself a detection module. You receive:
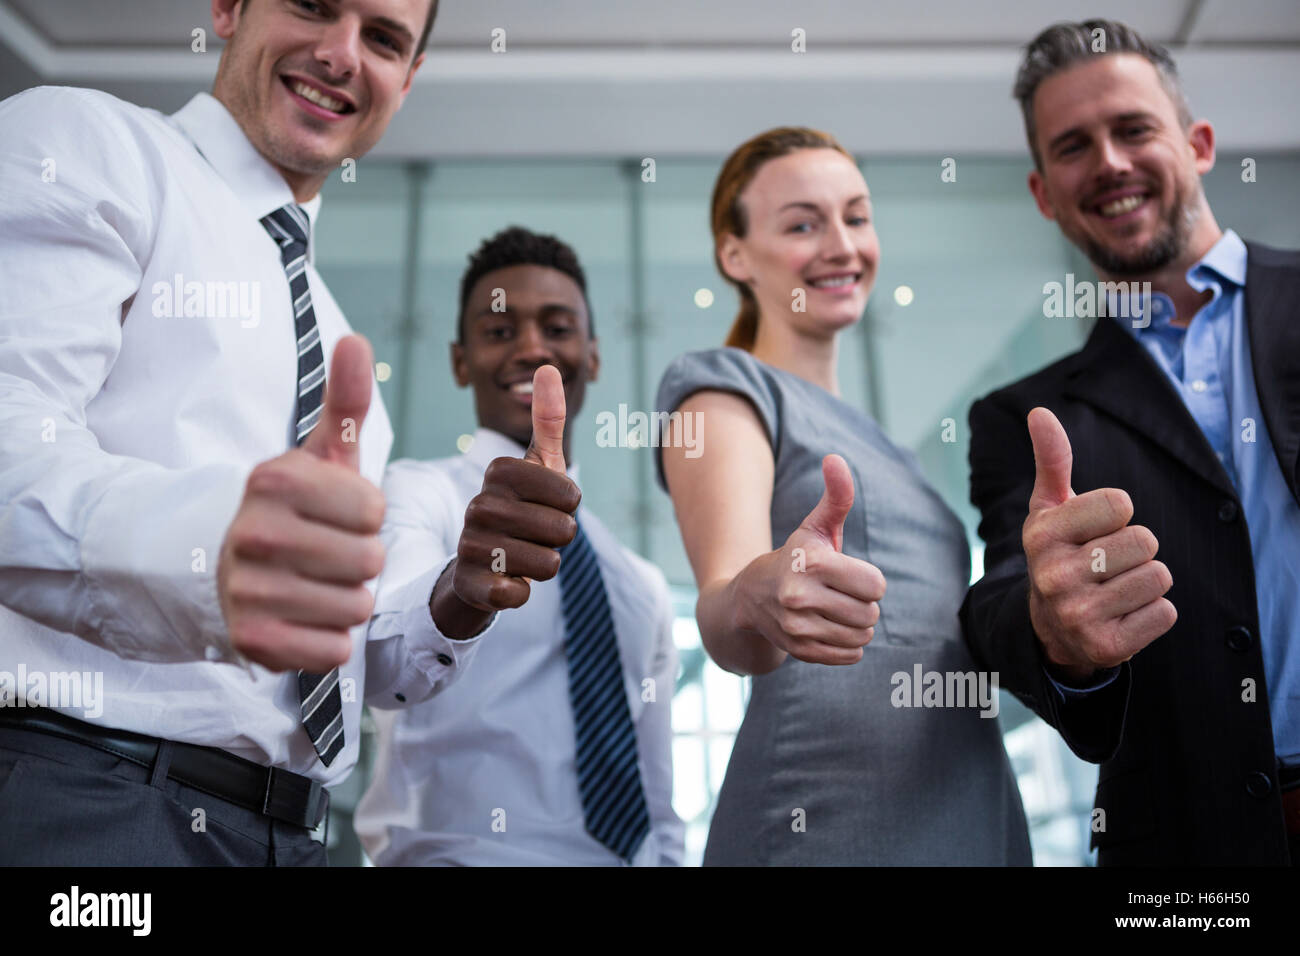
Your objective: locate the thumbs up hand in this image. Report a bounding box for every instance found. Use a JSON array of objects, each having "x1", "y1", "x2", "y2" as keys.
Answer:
[
  {"x1": 441, "y1": 365, "x2": 581, "y2": 623},
  {"x1": 1022, "y1": 407, "x2": 1177, "y2": 683},
  {"x1": 522, "y1": 363, "x2": 568, "y2": 473},
  {"x1": 218, "y1": 335, "x2": 388, "y2": 672},
  {"x1": 300, "y1": 334, "x2": 373, "y2": 470},
  {"x1": 732, "y1": 454, "x2": 886, "y2": 667}
]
